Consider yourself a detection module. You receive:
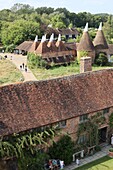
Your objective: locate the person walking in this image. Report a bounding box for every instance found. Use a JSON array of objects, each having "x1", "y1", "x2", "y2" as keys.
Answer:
[
  {"x1": 20, "y1": 65, "x2": 22, "y2": 70},
  {"x1": 25, "y1": 65, "x2": 27, "y2": 72},
  {"x1": 22, "y1": 63, "x2": 25, "y2": 69}
]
